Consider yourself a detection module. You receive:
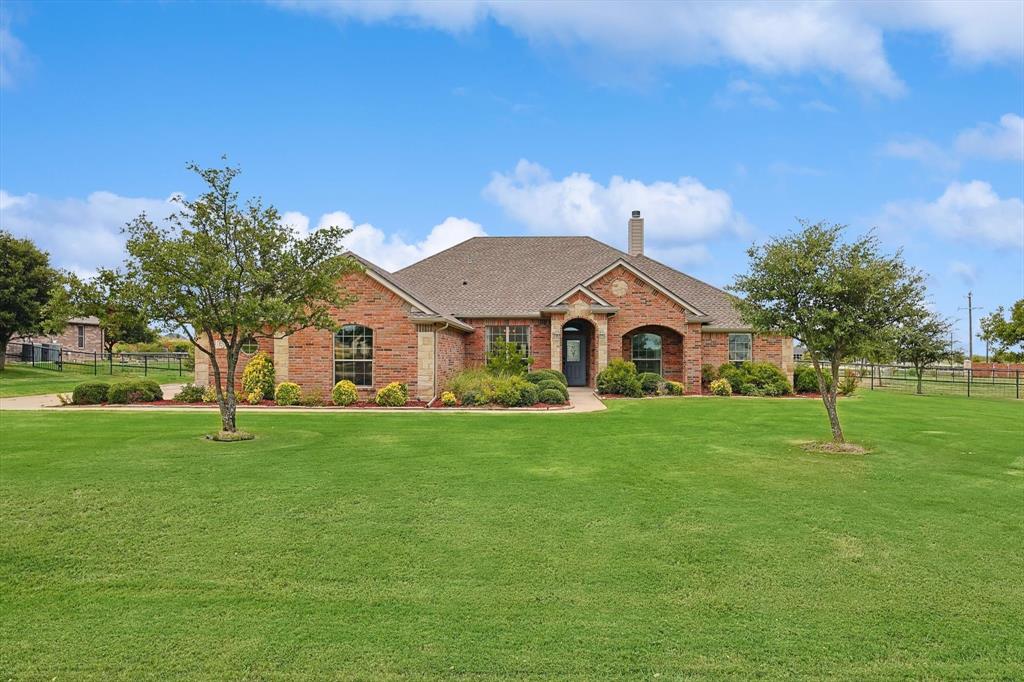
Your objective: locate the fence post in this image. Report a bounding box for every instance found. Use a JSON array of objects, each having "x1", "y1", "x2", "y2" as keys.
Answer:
[
  {"x1": 967, "y1": 368, "x2": 971, "y2": 398},
  {"x1": 144, "y1": 355, "x2": 148, "y2": 376},
  {"x1": 94, "y1": 351, "x2": 98, "y2": 376},
  {"x1": 109, "y1": 352, "x2": 113, "y2": 375},
  {"x1": 870, "y1": 364, "x2": 875, "y2": 390},
  {"x1": 1017, "y1": 371, "x2": 1020, "y2": 400},
  {"x1": 178, "y1": 356, "x2": 182, "y2": 377}
]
